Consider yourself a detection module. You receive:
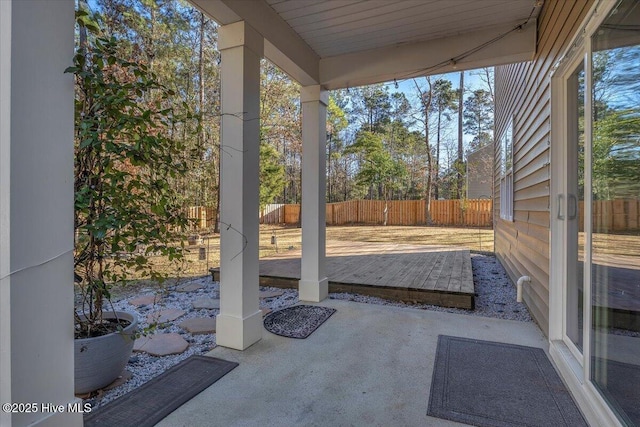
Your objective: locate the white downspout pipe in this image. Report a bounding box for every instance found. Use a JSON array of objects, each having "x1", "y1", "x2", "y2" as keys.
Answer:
[{"x1": 516, "y1": 276, "x2": 531, "y2": 303}]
